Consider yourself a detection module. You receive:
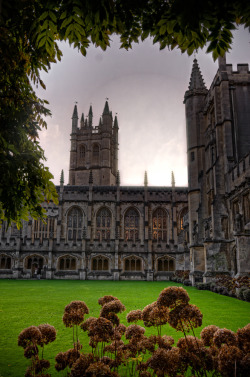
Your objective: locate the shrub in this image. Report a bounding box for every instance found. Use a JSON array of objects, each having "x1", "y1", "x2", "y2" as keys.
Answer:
[
  {"x1": 238, "y1": 286, "x2": 248, "y2": 300},
  {"x1": 243, "y1": 289, "x2": 250, "y2": 302},
  {"x1": 196, "y1": 282, "x2": 211, "y2": 290}
]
